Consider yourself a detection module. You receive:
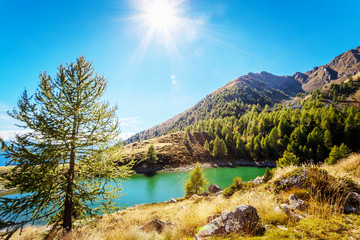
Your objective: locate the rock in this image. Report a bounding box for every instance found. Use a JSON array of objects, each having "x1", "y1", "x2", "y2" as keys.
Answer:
[
  {"x1": 195, "y1": 205, "x2": 264, "y2": 239},
  {"x1": 288, "y1": 194, "x2": 306, "y2": 211},
  {"x1": 277, "y1": 225, "x2": 288, "y2": 230},
  {"x1": 344, "y1": 192, "x2": 360, "y2": 214},
  {"x1": 178, "y1": 206, "x2": 187, "y2": 210},
  {"x1": 208, "y1": 184, "x2": 222, "y2": 193},
  {"x1": 344, "y1": 205, "x2": 358, "y2": 214},
  {"x1": 167, "y1": 198, "x2": 177, "y2": 203},
  {"x1": 206, "y1": 214, "x2": 221, "y2": 223},
  {"x1": 279, "y1": 204, "x2": 304, "y2": 221},
  {"x1": 252, "y1": 176, "x2": 264, "y2": 185},
  {"x1": 140, "y1": 219, "x2": 173, "y2": 233}
]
